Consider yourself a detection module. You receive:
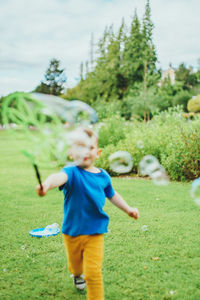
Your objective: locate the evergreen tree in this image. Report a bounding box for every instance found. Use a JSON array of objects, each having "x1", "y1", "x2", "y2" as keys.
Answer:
[
  {"x1": 85, "y1": 60, "x2": 89, "y2": 76},
  {"x1": 115, "y1": 18, "x2": 129, "y2": 98},
  {"x1": 94, "y1": 25, "x2": 117, "y2": 100},
  {"x1": 123, "y1": 9, "x2": 144, "y2": 86},
  {"x1": 90, "y1": 33, "x2": 95, "y2": 71},
  {"x1": 141, "y1": 0, "x2": 158, "y2": 120},
  {"x1": 34, "y1": 58, "x2": 66, "y2": 95},
  {"x1": 142, "y1": 0, "x2": 157, "y2": 75},
  {"x1": 95, "y1": 23, "x2": 127, "y2": 100},
  {"x1": 96, "y1": 26, "x2": 110, "y2": 68},
  {"x1": 80, "y1": 62, "x2": 84, "y2": 81},
  {"x1": 34, "y1": 82, "x2": 51, "y2": 94},
  {"x1": 64, "y1": 0, "x2": 158, "y2": 105}
]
